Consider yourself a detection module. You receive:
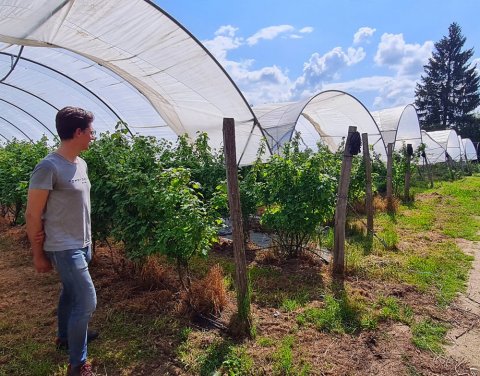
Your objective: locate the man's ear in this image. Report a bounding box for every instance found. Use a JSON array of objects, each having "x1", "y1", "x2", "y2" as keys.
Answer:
[{"x1": 73, "y1": 128, "x2": 83, "y2": 137}]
